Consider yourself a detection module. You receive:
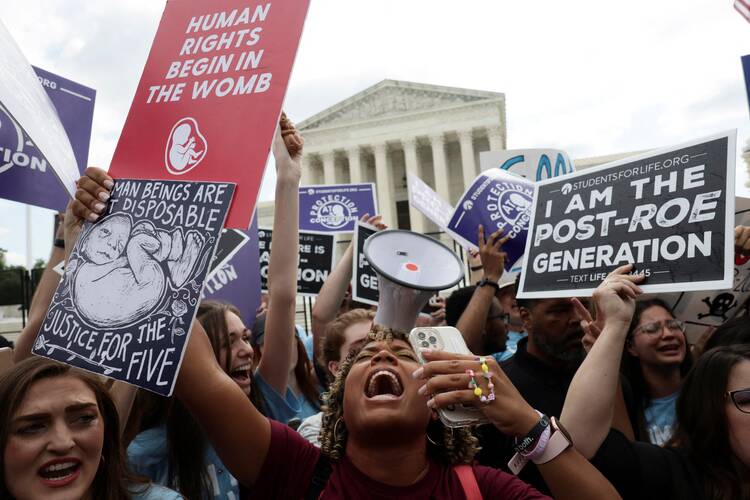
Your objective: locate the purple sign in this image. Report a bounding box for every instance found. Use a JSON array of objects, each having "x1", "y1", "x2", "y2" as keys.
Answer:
[
  {"x1": 299, "y1": 183, "x2": 377, "y2": 233},
  {"x1": 0, "y1": 67, "x2": 95, "y2": 211},
  {"x1": 202, "y1": 216, "x2": 262, "y2": 330},
  {"x1": 743, "y1": 55, "x2": 750, "y2": 118},
  {"x1": 446, "y1": 170, "x2": 534, "y2": 271}
]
